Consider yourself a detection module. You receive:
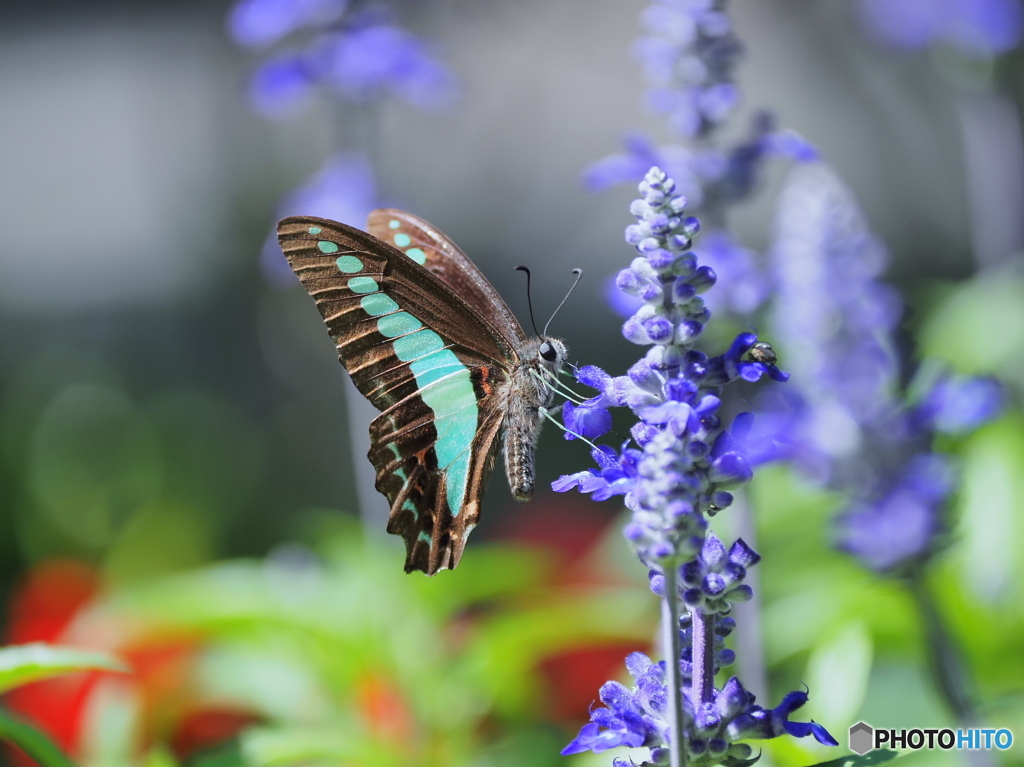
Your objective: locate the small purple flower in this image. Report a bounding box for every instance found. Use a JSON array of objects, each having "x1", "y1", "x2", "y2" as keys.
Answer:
[{"x1": 562, "y1": 399, "x2": 613, "y2": 441}]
